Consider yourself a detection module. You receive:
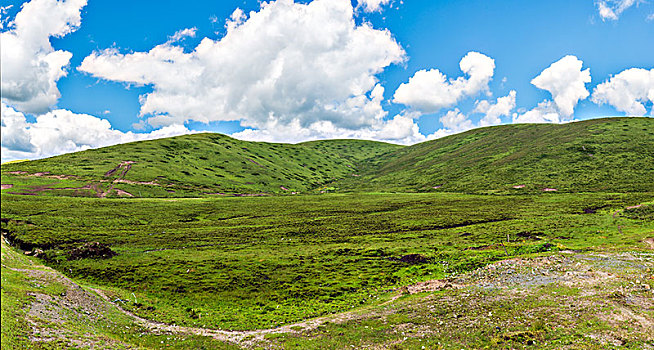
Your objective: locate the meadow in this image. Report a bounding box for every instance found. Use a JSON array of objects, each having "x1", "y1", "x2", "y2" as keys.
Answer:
[{"x1": 2, "y1": 191, "x2": 652, "y2": 332}]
